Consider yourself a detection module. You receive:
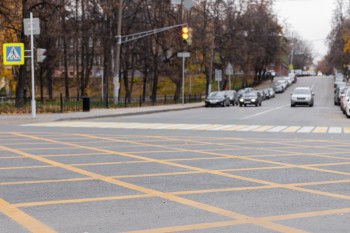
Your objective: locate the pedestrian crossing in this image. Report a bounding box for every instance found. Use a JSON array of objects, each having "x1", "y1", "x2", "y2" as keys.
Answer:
[{"x1": 23, "y1": 121, "x2": 350, "y2": 134}]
